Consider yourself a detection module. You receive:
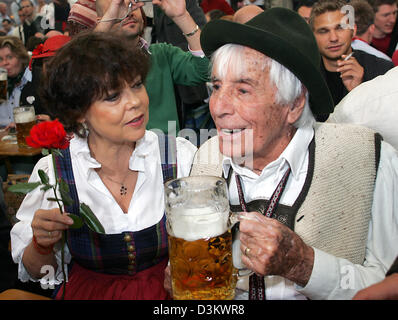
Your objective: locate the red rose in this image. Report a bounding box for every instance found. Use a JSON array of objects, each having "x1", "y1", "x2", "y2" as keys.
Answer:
[{"x1": 26, "y1": 119, "x2": 70, "y2": 149}]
